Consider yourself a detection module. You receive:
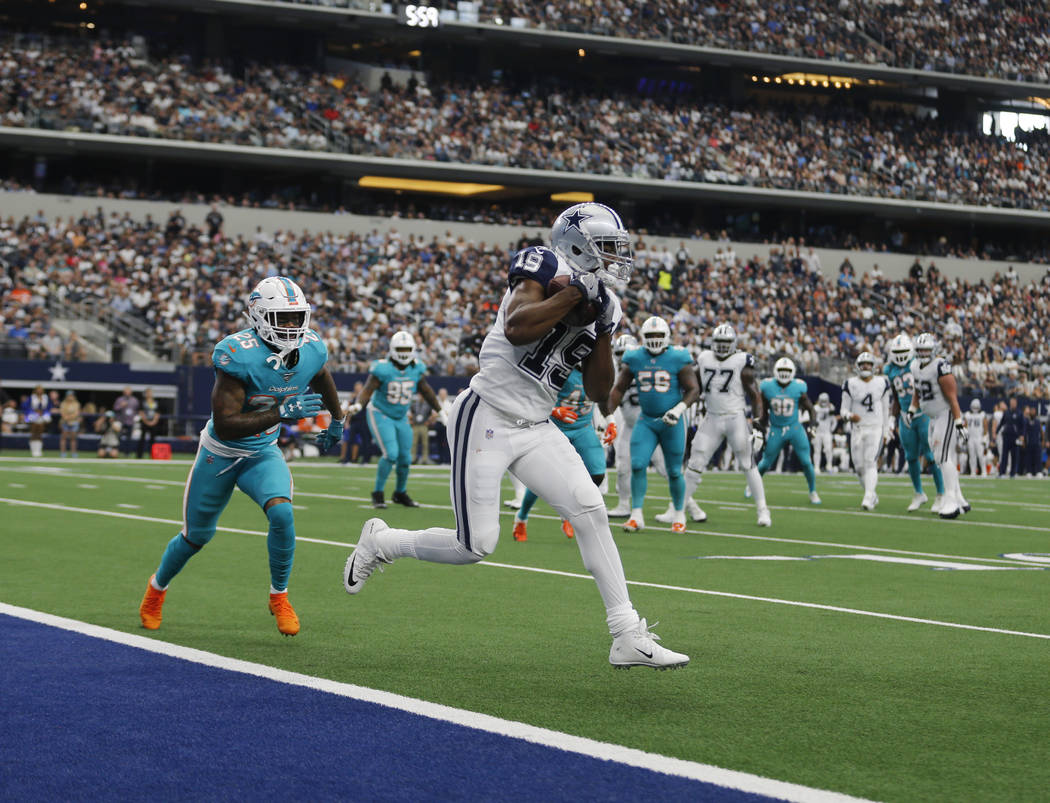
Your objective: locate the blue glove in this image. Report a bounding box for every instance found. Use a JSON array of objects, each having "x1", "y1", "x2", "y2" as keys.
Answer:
[
  {"x1": 594, "y1": 284, "x2": 619, "y2": 335},
  {"x1": 315, "y1": 418, "x2": 344, "y2": 454},
  {"x1": 278, "y1": 392, "x2": 323, "y2": 420}
]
